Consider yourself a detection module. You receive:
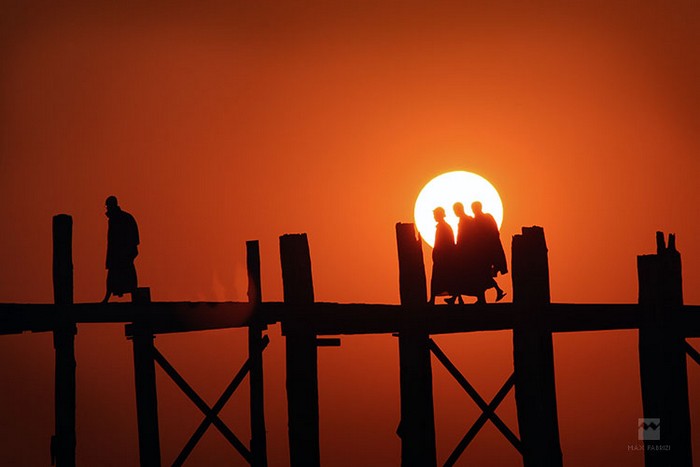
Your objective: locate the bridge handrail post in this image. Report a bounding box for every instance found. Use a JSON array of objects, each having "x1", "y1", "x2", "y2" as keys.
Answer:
[
  {"x1": 129, "y1": 291, "x2": 161, "y2": 467},
  {"x1": 280, "y1": 233, "x2": 320, "y2": 467},
  {"x1": 52, "y1": 214, "x2": 77, "y2": 467},
  {"x1": 247, "y1": 240, "x2": 268, "y2": 467},
  {"x1": 511, "y1": 226, "x2": 563, "y2": 467},
  {"x1": 637, "y1": 232, "x2": 692, "y2": 466},
  {"x1": 395, "y1": 223, "x2": 436, "y2": 467}
]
